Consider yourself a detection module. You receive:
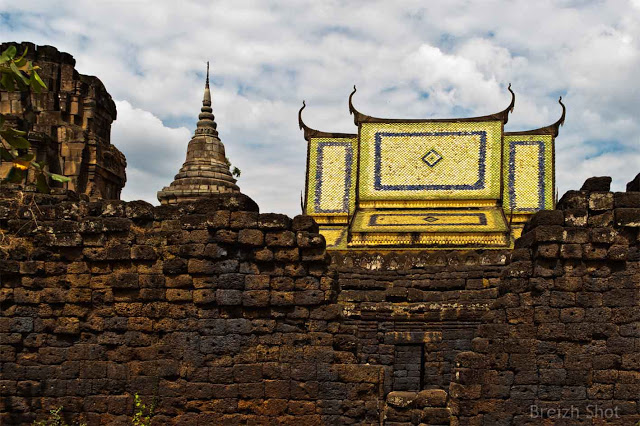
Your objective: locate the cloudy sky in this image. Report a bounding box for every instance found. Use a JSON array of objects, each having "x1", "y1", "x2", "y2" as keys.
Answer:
[{"x1": 1, "y1": 0, "x2": 639, "y2": 216}]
